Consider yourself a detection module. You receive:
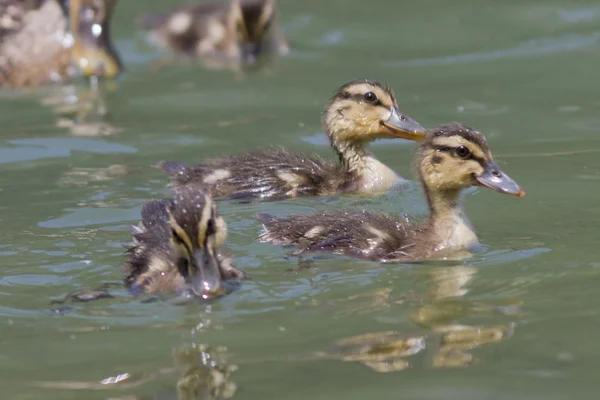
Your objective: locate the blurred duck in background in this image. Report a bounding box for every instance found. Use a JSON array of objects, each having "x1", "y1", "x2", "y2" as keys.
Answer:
[
  {"x1": 0, "y1": 0, "x2": 122, "y2": 88},
  {"x1": 141, "y1": 0, "x2": 289, "y2": 65}
]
